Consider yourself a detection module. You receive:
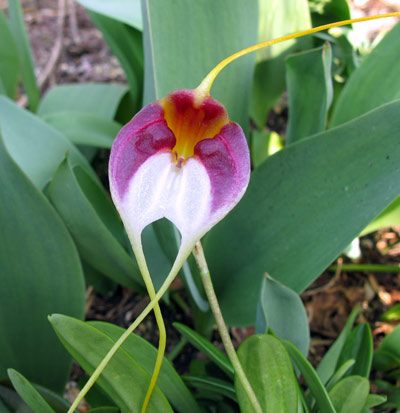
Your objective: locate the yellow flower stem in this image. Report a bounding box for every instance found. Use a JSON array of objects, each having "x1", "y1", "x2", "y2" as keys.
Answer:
[
  {"x1": 66, "y1": 245, "x2": 192, "y2": 413},
  {"x1": 193, "y1": 241, "x2": 263, "y2": 413},
  {"x1": 195, "y1": 12, "x2": 400, "y2": 101},
  {"x1": 131, "y1": 240, "x2": 166, "y2": 413}
]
